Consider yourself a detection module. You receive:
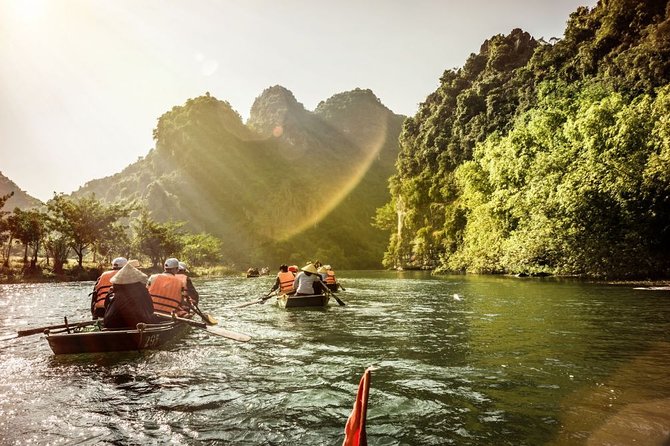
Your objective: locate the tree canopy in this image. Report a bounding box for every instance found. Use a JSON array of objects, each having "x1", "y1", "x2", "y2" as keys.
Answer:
[{"x1": 380, "y1": 0, "x2": 670, "y2": 278}]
